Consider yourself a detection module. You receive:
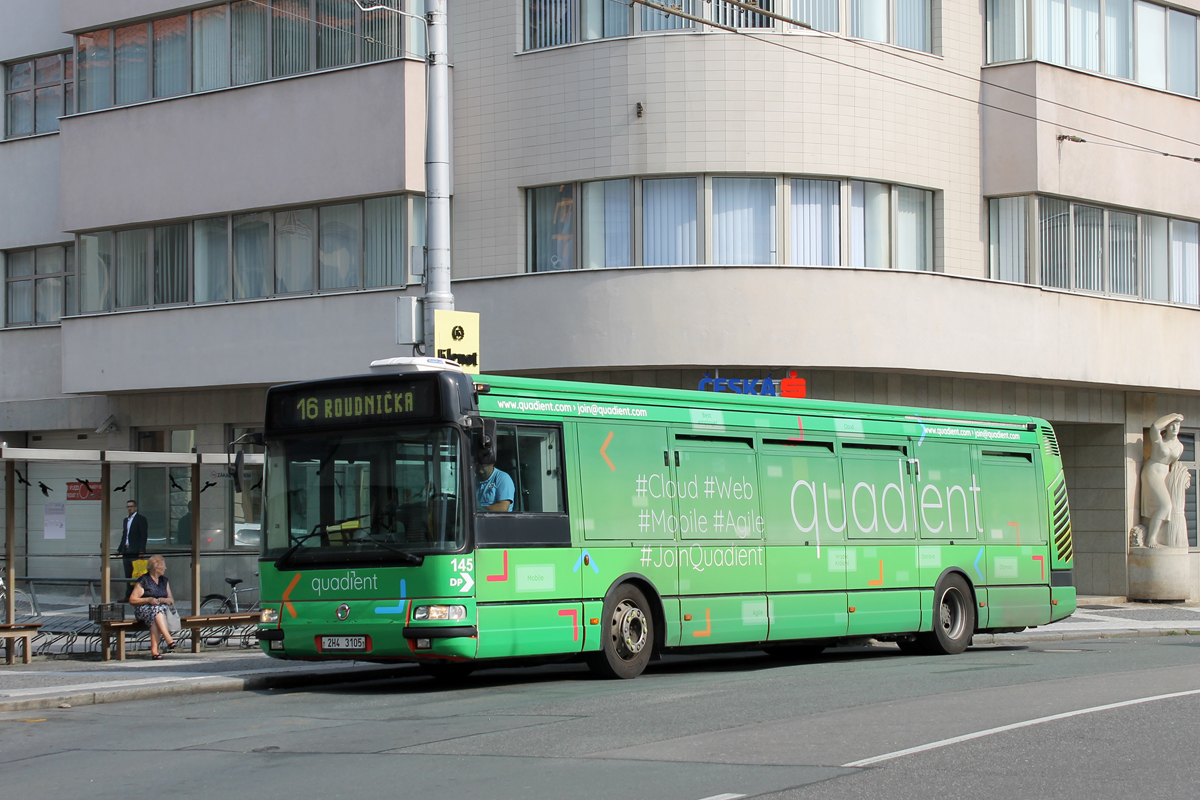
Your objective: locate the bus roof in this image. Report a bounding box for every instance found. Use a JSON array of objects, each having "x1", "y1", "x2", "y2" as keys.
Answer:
[{"x1": 476, "y1": 373, "x2": 1048, "y2": 431}]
